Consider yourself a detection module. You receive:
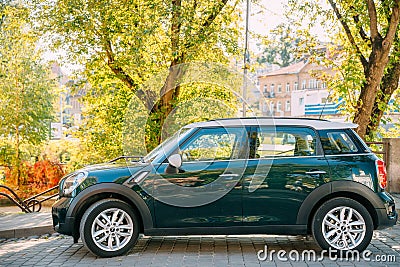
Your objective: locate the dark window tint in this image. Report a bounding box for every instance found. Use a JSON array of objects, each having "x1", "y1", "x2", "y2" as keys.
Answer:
[{"x1": 319, "y1": 130, "x2": 359, "y2": 155}]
